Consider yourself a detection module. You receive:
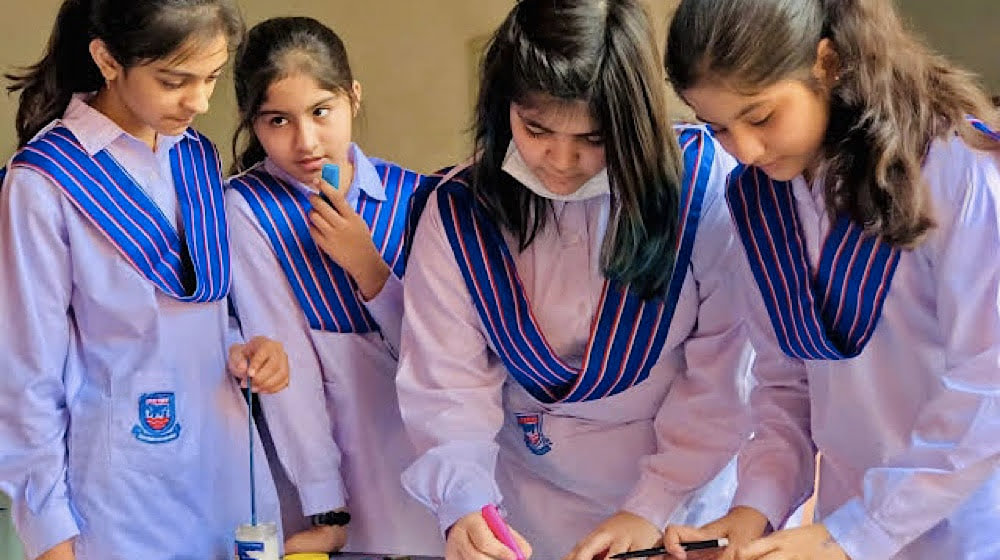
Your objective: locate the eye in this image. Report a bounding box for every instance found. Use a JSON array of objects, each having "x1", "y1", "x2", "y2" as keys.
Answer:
[
  {"x1": 748, "y1": 113, "x2": 772, "y2": 127},
  {"x1": 707, "y1": 124, "x2": 728, "y2": 136},
  {"x1": 267, "y1": 116, "x2": 289, "y2": 127},
  {"x1": 314, "y1": 107, "x2": 331, "y2": 118},
  {"x1": 524, "y1": 124, "x2": 547, "y2": 138},
  {"x1": 159, "y1": 79, "x2": 184, "y2": 90},
  {"x1": 583, "y1": 134, "x2": 604, "y2": 146}
]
